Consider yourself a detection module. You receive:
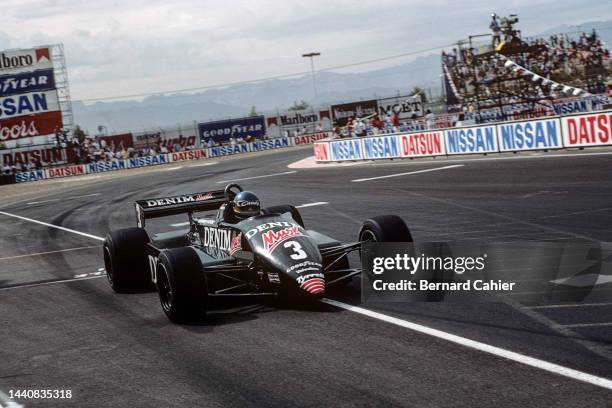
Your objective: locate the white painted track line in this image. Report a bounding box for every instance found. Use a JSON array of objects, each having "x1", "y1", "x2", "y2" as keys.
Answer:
[
  {"x1": 4, "y1": 208, "x2": 612, "y2": 391},
  {"x1": 527, "y1": 302, "x2": 612, "y2": 309},
  {"x1": 559, "y1": 322, "x2": 612, "y2": 328},
  {"x1": 0, "y1": 211, "x2": 105, "y2": 242},
  {"x1": 295, "y1": 202, "x2": 328, "y2": 208},
  {"x1": 351, "y1": 165, "x2": 464, "y2": 182},
  {"x1": 26, "y1": 193, "x2": 101, "y2": 205},
  {"x1": 0, "y1": 275, "x2": 105, "y2": 291},
  {"x1": 321, "y1": 298, "x2": 612, "y2": 391},
  {"x1": 0, "y1": 246, "x2": 99, "y2": 261},
  {"x1": 216, "y1": 171, "x2": 297, "y2": 183}
]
